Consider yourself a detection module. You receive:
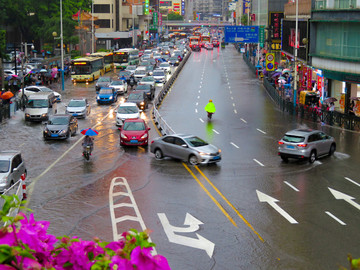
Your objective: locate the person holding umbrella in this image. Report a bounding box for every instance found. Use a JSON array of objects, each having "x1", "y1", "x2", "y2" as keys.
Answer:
[{"x1": 80, "y1": 128, "x2": 98, "y2": 156}]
